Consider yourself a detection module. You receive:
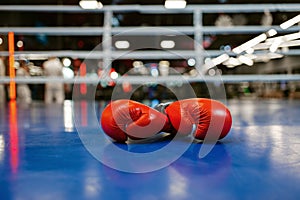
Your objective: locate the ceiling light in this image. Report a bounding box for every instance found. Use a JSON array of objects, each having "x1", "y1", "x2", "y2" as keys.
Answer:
[
  {"x1": 246, "y1": 48, "x2": 254, "y2": 54},
  {"x1": 110, "y1": 71, "x2": 119, "y2": 79},
  {"x1": 115, "y1": 40, "x2": 130, "y2": 49},
  {"x1": 282, "y1": 32, "x2": 300, "y2": 41},
  {"x1": 16, "y1": 40, "x2": 24, "y2": 48},
  {"x1": 187, "y1": 58, "x2": 196, "y2": 67},
  {"x1": 223, "y1": 57, "x2": 241, "y2": 68},
  {"x1": 164, "y1": 0, "x2": 187, "y2": 9},
  {"x1": 208, "y1": 68, "x2": 216, "y2": 76},
  {"x1": 232, "y1": 33, "x2": 267, "y2": 54},
  {"x1": 252, "y1": 42, "x2": 296, "y2": 53},
  {"x1": 253, "y1": 32, "x2": 300, "y2": 51},
  {"x1": 280, "y1": 40, "x2": 300, "y2": 48},
  {"x1": 79, "y1": 0, "x2": 103, "y2": 9},
  {"x1": 62, "y1": 67, "x2": 74, "y2": 79},
  {"x1": 253, "y1": 53, "x2": 283, "y2": 63},
  {"x1": 62, "y1": 58, "x2": 72, "y2": 67},
  {"x1": 212, "y1": 54, "x2": 230, "y2": 66},
  {"x1": 265, "y1": 32, "x2": 300, "y2": 44},
  {"x1": 238, "y1": 55, "x2": 254, "y2": 66},
  {"x1": 266, "y1": 29, "x2": 277, "y2": 37},
  {"x1": 280, "y1": 14, "x2": 300, "y2": 30},
  {"x1": 160, "y1": 40, "x2": 175, "y2": 49},
  {"x1": 203, "y1": 54, "x2": 229, "y2": 70},
  {"x1": 269, "y1": 38, "x2": 282, "y2": 53}
]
